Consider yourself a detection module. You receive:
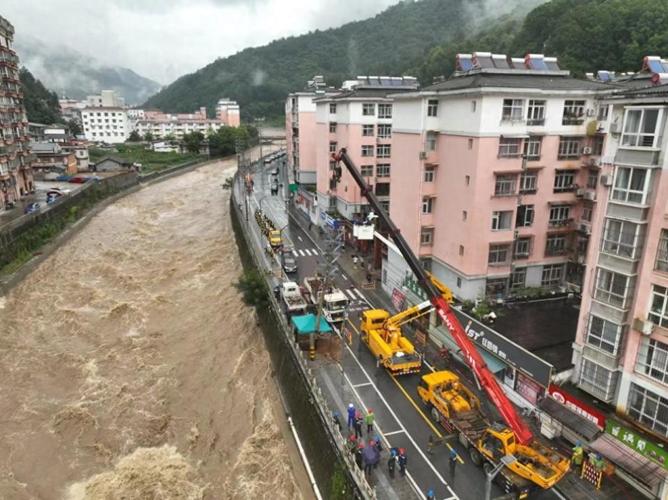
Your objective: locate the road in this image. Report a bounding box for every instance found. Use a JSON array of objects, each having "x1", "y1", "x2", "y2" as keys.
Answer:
[{"x1": 247, "y1": 155, "x2": 564, "y2": 500}]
